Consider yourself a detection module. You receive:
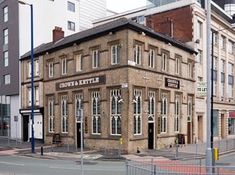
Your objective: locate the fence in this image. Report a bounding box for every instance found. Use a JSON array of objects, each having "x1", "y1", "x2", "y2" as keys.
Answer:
[
  {"x1": 177, "y1": 138, "x2": 235, "y2": 157},
  {"x1": 126, "y1": 159, "x2": 235, "y2": 175}
]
